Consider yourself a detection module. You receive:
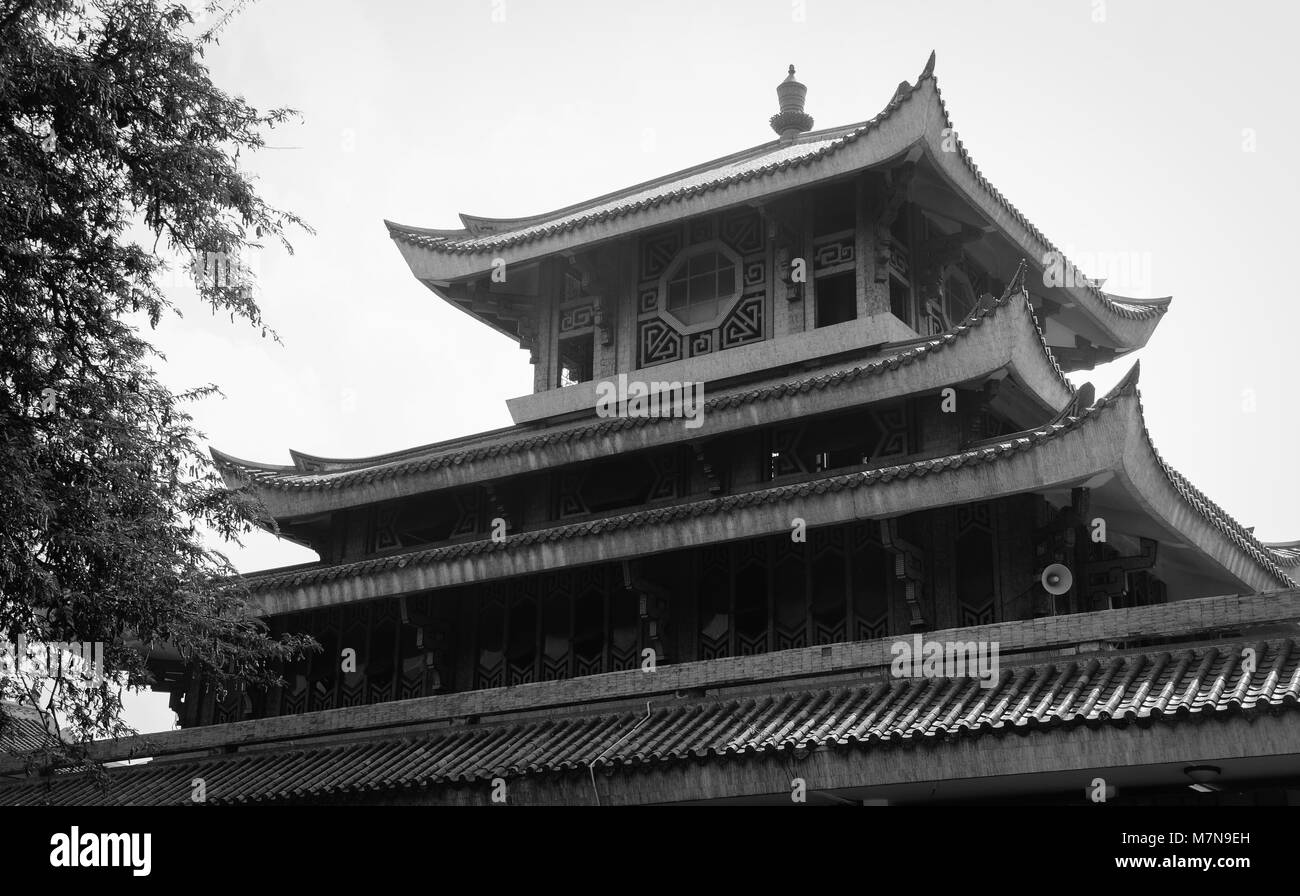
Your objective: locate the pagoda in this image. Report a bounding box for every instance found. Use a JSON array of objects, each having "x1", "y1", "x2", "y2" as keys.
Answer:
[{"x1": 4, "y1": 55, "x2": 1300, "y2": 806}]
